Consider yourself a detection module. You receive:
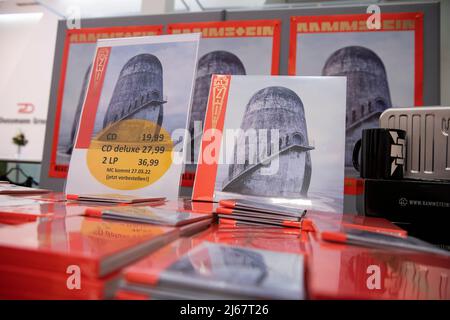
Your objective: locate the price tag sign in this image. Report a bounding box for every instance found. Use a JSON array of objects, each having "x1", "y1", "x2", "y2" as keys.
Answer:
[{"x1": 87, "y1": 119, "x2": 173, "y2": 190}]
